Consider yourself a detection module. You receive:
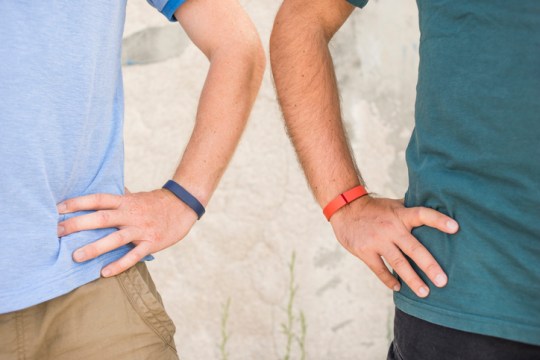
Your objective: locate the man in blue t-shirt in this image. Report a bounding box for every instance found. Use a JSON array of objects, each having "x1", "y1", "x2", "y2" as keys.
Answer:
[
  {"x1": 0, "y1": 0, "x2": 264, "y2": 358},
  {"x1": 271, "y1": 0, "x2": 540, "y2": 358}
]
